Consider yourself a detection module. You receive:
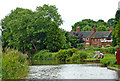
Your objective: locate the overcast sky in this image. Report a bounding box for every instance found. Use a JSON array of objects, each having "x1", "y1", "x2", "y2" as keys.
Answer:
[{"x1": 0, "y1": 0, "x2": 120, "y2": 31}]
